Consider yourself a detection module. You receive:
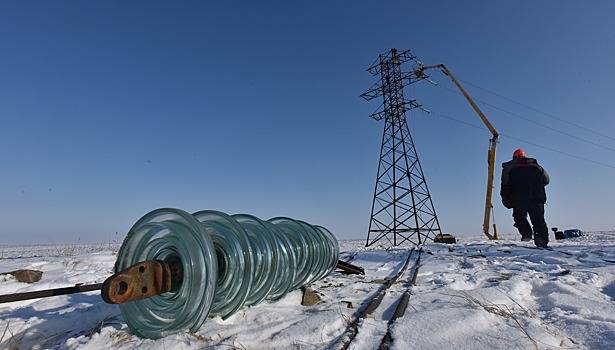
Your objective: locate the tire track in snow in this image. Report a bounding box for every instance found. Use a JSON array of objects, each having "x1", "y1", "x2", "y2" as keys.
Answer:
[
  {"x1": 327, "y1": 248, "x2": 418, "y2": 350},
  {"x1": 377, "y1": 249, "x2": 422, "y2": 350}
]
